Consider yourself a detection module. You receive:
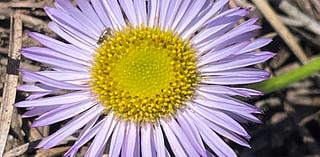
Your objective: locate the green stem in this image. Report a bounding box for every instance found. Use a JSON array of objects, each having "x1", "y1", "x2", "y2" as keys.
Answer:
[{"x1": 251, "y1": 57, "x2": 320, "y2": 94}]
